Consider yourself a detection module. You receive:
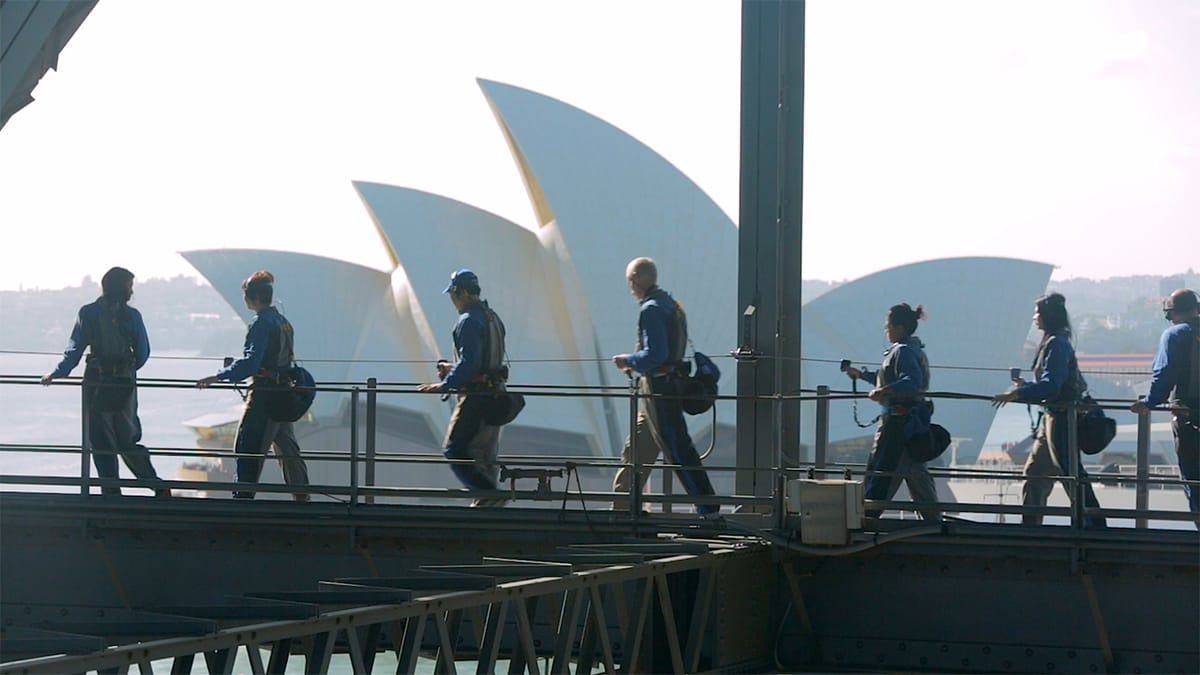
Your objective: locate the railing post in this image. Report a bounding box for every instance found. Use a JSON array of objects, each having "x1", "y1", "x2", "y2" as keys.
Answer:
[
  {"x1": 775, "y1": 471, "x2": 787, "y2": 530},
  {"x1": 814, "y1": 385, "x2": 830, "y2": 470},
  {"x1": 80, "y1": 382, "x2": 91, "y2": 496},
  {"x1": 366, "y1": 378, "x2": 377, "y2": 505},
  {"x1": 1135, "y1": 410, "x2": 1151, "y2": 529},
  {"x1": 629, "y1": 377, "x2": 641, "y2": 520},
  {"x1": 662, "y1": 465, "x2": 674, "y2": 514},
  {"x1": 349, "y1": 387, "x2": 360, "y2": 506},
  {"x1": 1066, "y1": 402, "x2": 1082, "y2": 529}
]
